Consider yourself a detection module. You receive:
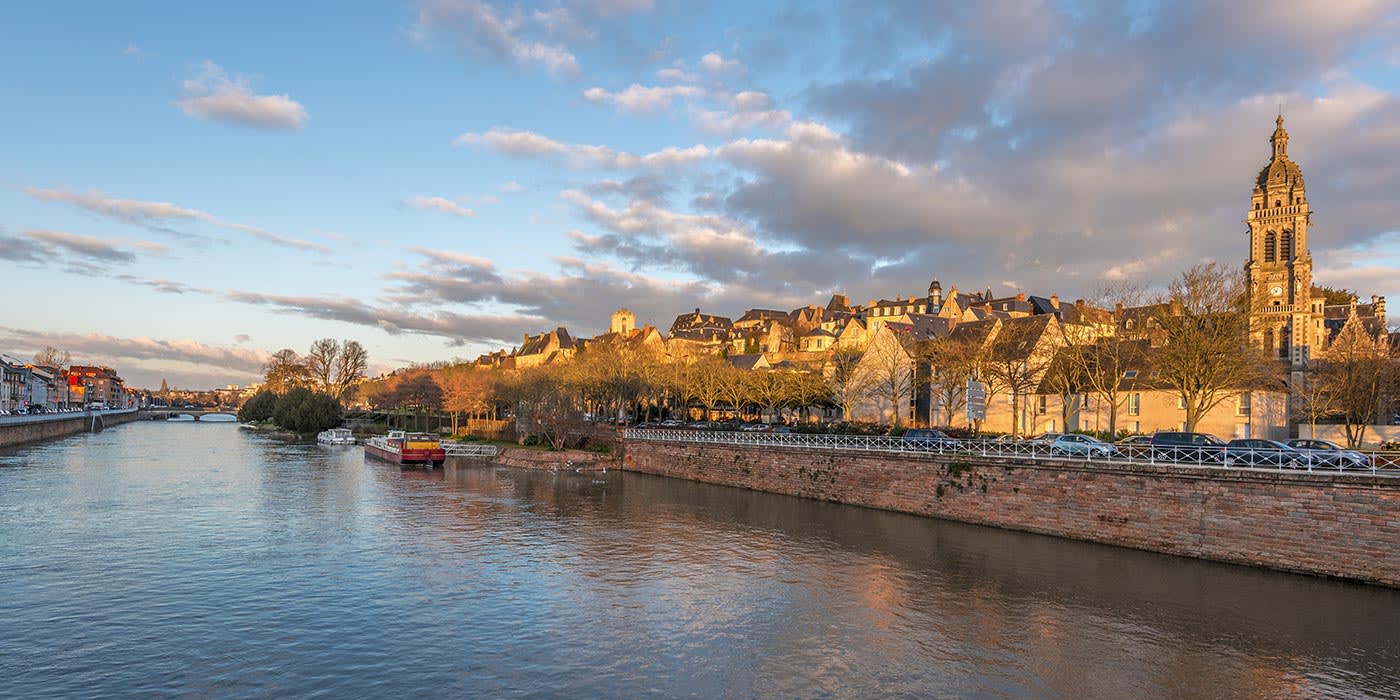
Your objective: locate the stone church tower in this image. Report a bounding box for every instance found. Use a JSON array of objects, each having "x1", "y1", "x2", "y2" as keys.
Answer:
[{"x1": 1246, "y1": 114, "x2": 1326, "y2": 367}]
